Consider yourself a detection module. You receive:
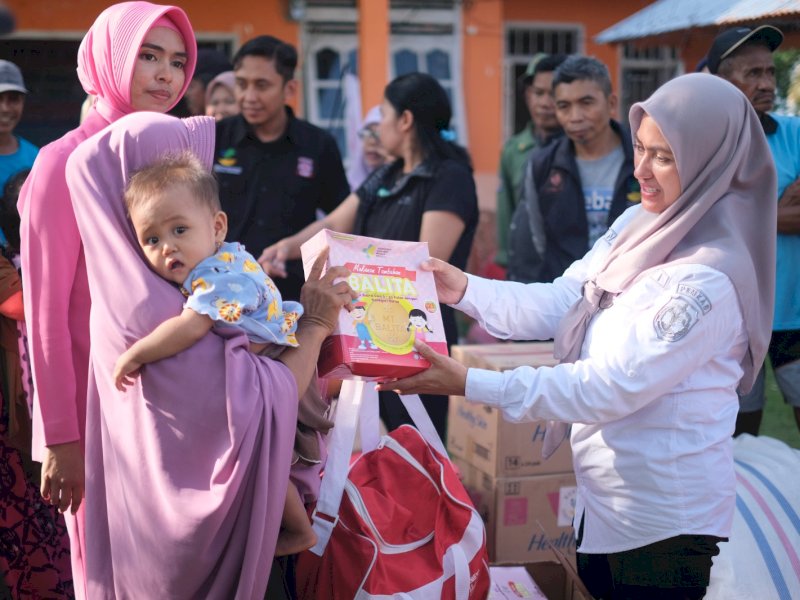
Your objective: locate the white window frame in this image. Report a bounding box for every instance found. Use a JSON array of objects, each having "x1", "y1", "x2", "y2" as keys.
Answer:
[
  {"x1": 302, "y1": 34, "x2": 358, "y2": 133},
  {"x1": 389, "y1": 5, "x2": 465, "y2": 145},
  {"x1": 302, "y1": 3, "x2": 465, "y2": 158},
  {"x1": 617, "y1": 44, "x2": 683, "y2": 125}
]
